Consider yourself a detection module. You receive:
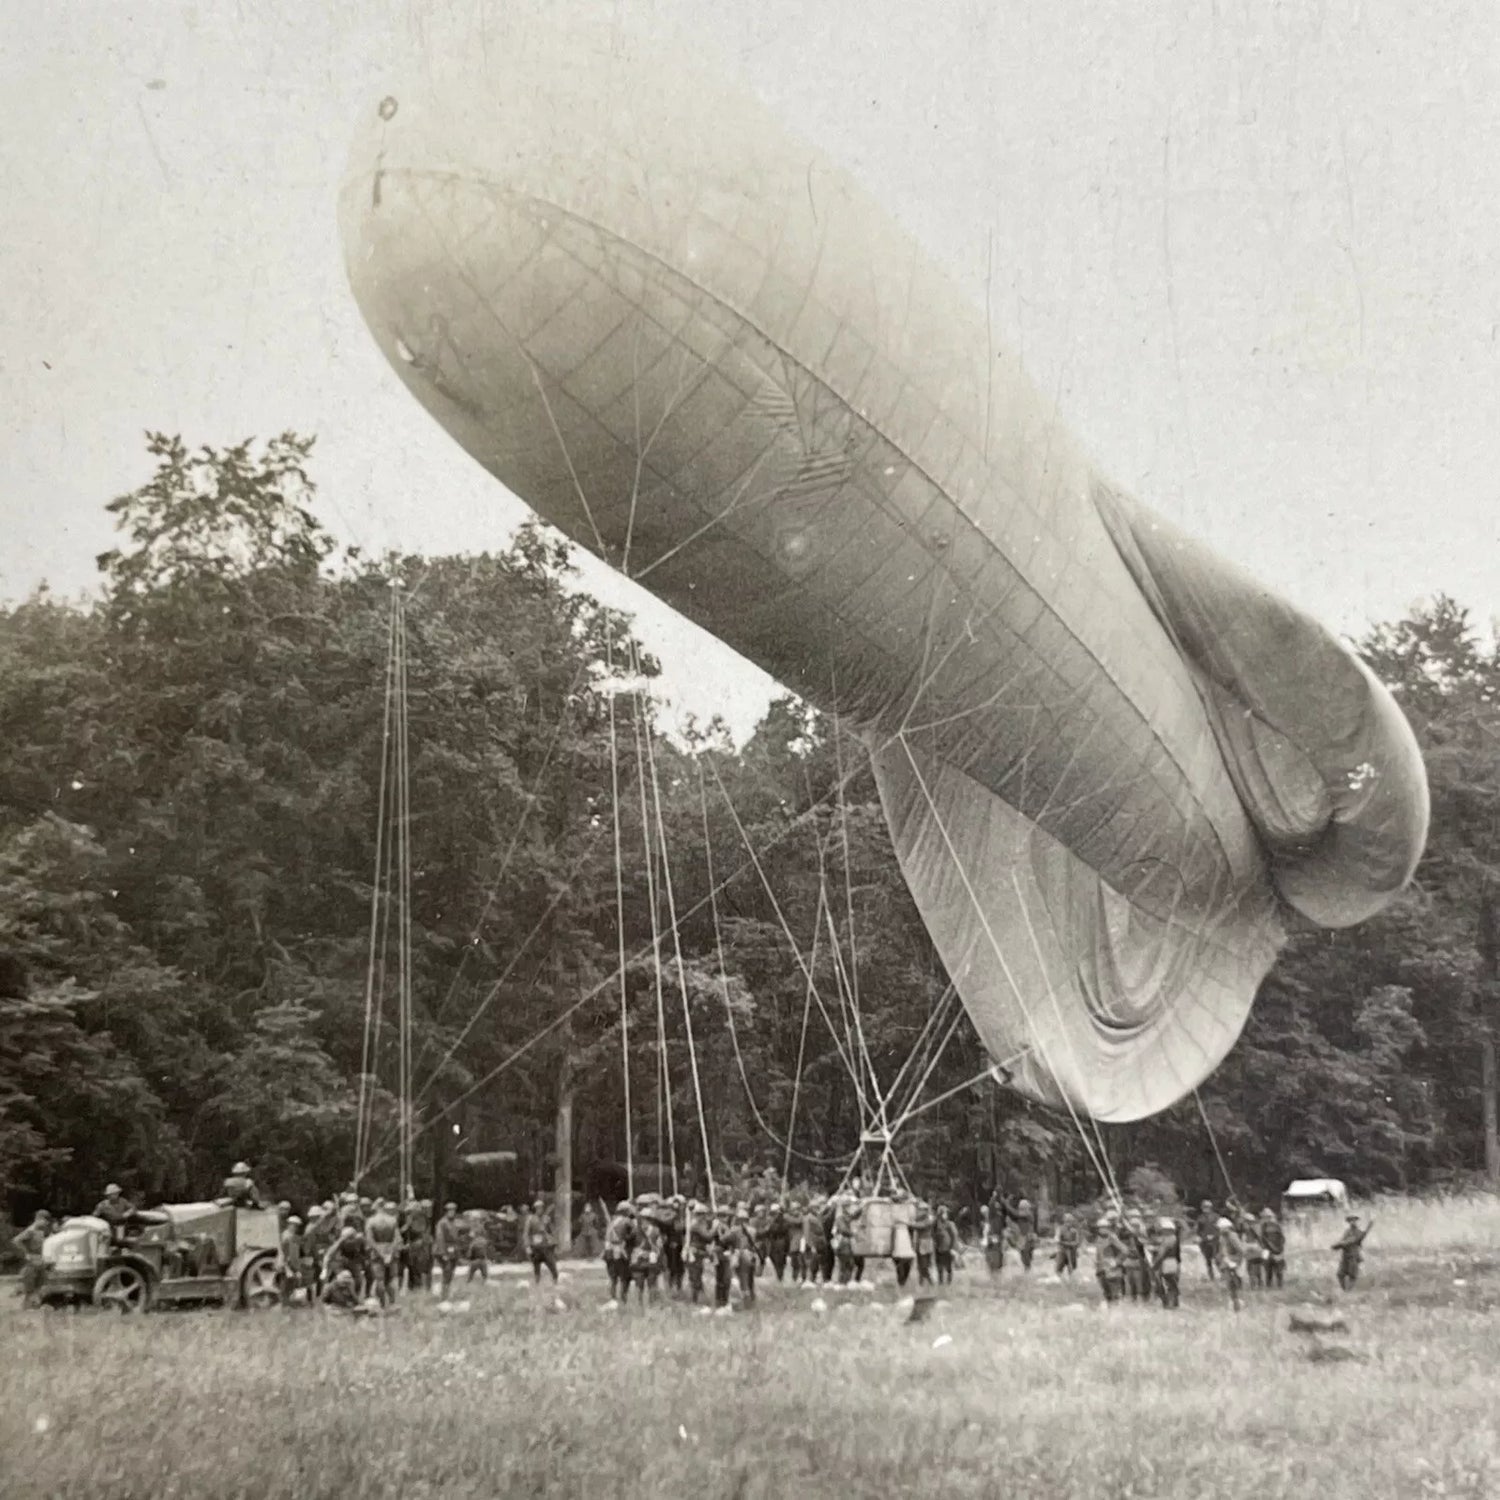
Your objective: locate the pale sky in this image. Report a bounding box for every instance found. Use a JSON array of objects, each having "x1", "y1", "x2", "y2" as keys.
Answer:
[{"x1": 4, "y1": 0, "x2": 1497, "y2": 740}]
